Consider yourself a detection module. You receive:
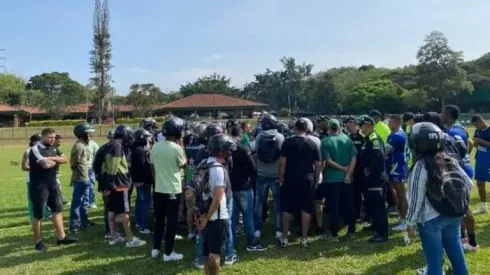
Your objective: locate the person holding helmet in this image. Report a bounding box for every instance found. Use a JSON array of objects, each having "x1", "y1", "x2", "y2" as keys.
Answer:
[
  {"x1": 195, "y1": 123, "x2": 224, "y2": 165},
  {"x1": 69, "y1": 123, "x2": 96, "y2": 233},
  {"x1": 196, "y1": 134, "x2": 237, "y2": 275},
  {"x1": 406, "y1": 122, "x2": 470, "y2": 275},
  {"x1": 103, "y1": 125, "x2": 145, "y2": 248},
  {"x1": 131, "y1": 129, "x2": 153, "y2": 234},
  {"x1": 150, "y1": 117, "x2": 186, "y2": 261},
  {"x1": 254, "y1": 113, "x2": 284, "y2": 242},
  {"x1": 358, "y1": 115, "x2": 388, "y2": 243}
]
